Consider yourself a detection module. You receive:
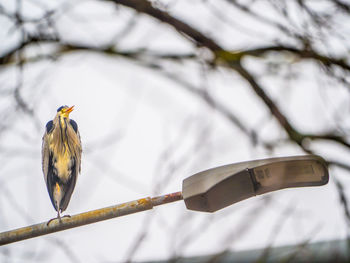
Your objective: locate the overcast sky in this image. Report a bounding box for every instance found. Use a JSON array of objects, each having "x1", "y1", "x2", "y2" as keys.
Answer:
[{"x1": 1, "y1": 0, "x2": 350, "y2": 262}]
